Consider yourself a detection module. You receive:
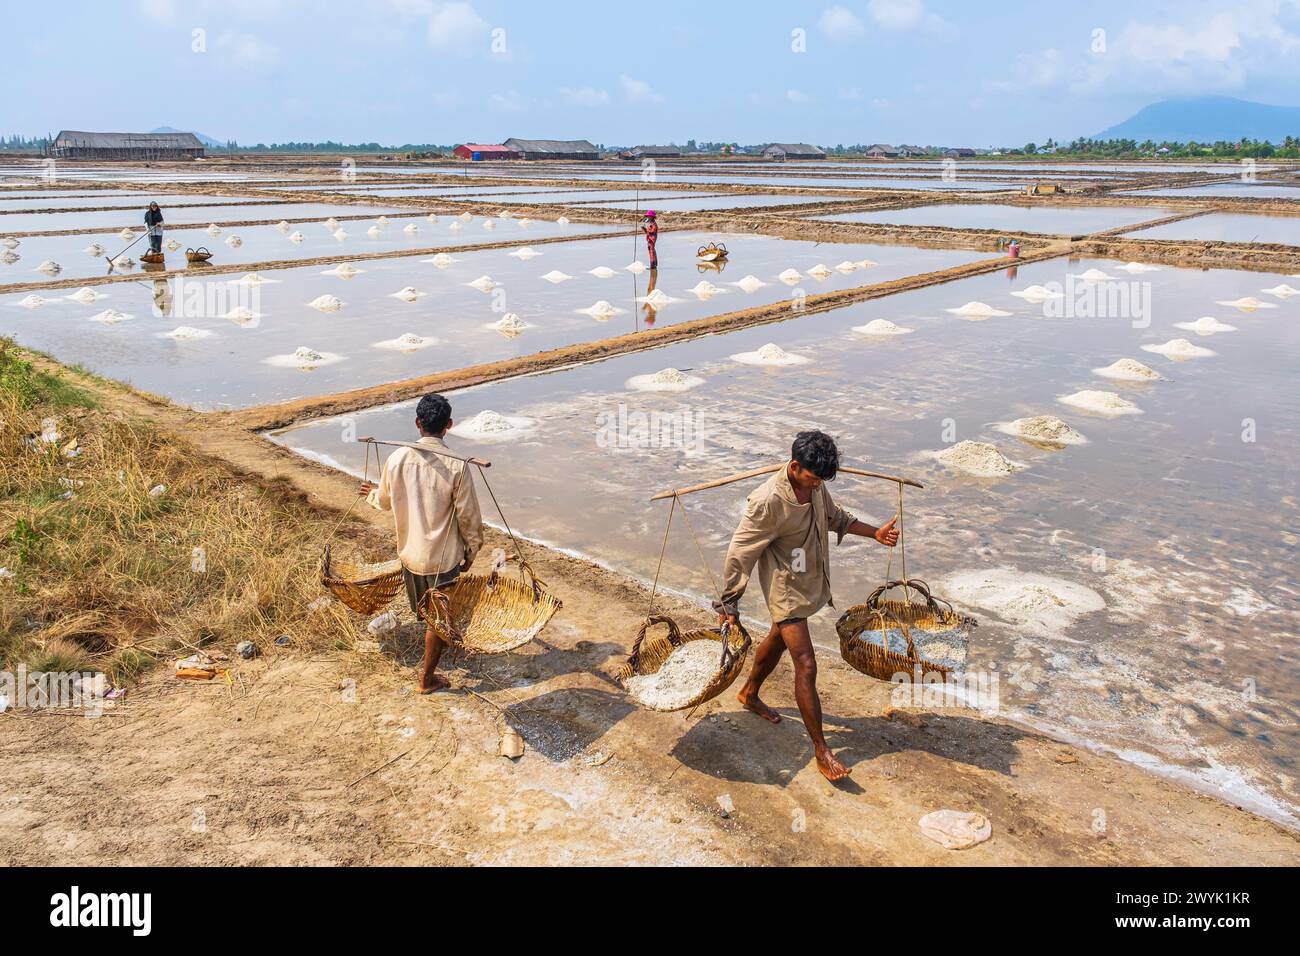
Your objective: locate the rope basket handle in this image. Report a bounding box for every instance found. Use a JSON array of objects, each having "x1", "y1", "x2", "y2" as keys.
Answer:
[
  {"x1": 871, "y1": 604, "x2": 918, "y2": 660},
  {"x1": 419, "y1": 586, "x2": 463, "y2": 646},
  {"x1": 629, "y1": 614, "x2": 684, "y2": 672}
]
